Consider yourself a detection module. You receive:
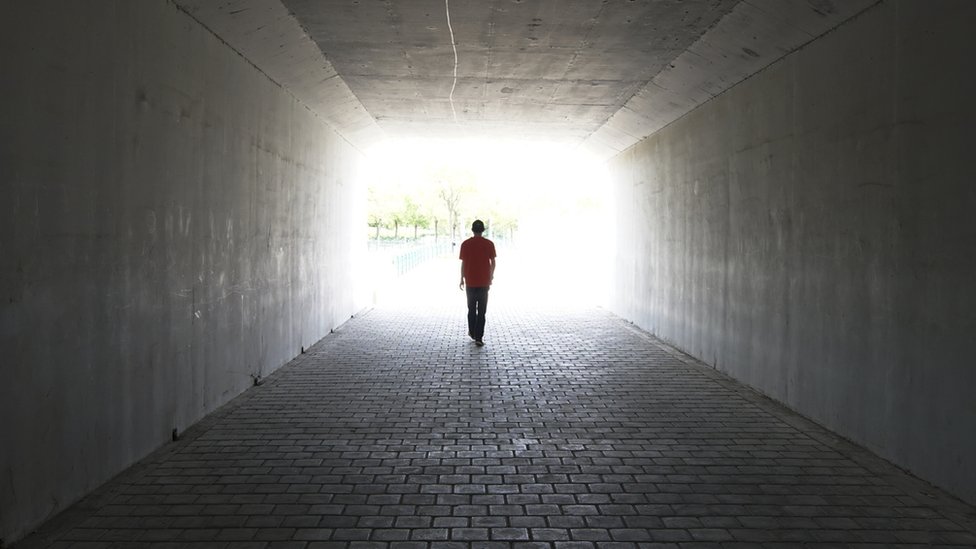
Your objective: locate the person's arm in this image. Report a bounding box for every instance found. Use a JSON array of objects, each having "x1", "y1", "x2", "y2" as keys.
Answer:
[
  {"x1": 459, "y1": 260, "x2": 466, "y2": 290},
  {"x1": 489, "y1": 257, "x2": 496, "y2": 284}
]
